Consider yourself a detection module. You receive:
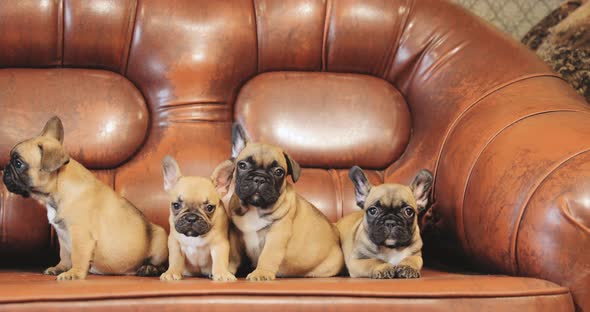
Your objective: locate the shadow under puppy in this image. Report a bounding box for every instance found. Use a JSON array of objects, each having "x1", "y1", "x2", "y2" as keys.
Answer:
[
  {"x1": 160, "y1": 156, "x2": 241, "y2": 281},
  {"x1": 337, "y1": 166, "x2": 433, "y2": 278},
  {"x1": 228, "y1": 123, "x2": 344, "y2": 281},
  {"x1": 2, "y1": 116, "x2": 168, "y2": 280}
]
